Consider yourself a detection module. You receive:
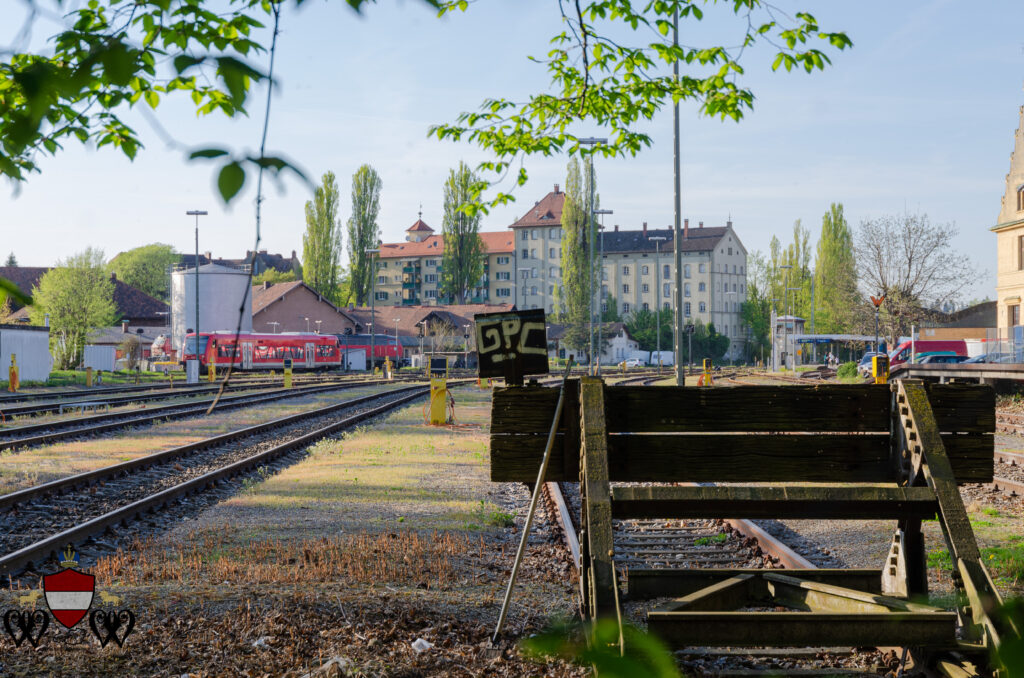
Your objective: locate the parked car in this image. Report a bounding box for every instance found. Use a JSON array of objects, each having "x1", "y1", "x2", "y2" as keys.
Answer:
[
  {"x1": 856, "y1": 352, "x2": 884, "y2": 377},
  {"x1": 917, "y1": 354, "x2": 968, "y2": 364},
  {"x1": 622, "y1": 358, "x2": 645, "y2": 368},
  {"x1": 887, "y1": 340, "x2": 967, "y2": 367}
]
